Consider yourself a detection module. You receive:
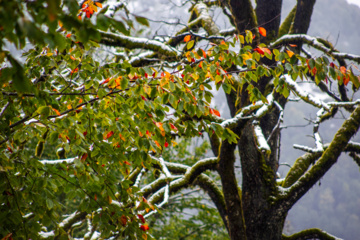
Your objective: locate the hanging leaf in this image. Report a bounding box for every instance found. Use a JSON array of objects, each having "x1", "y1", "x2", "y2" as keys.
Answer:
[
  {"x1": 258, "y1": 27, "x2": 266, "y2": 37},
  {"x1": 184, "y1": 35, "x2": 191, "y2": 42}
]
